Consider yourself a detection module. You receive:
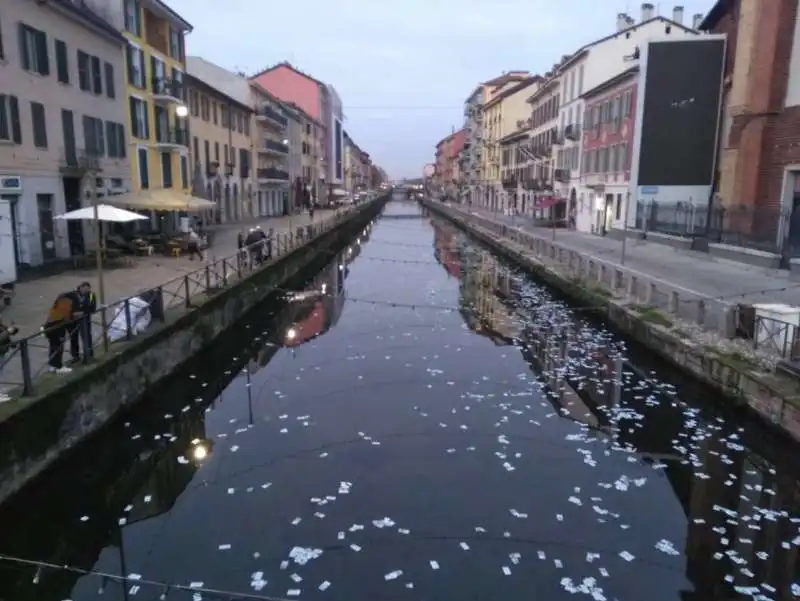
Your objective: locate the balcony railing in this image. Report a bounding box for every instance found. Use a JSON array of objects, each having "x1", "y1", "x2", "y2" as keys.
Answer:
[
  {"x1": 263, "y1": 139, "x2": 289, "y2": 154},
  {"x1": 564, "y1": 124, "x2": 580, "y2": 141},
  {"x1": 257, "y1": 167, "x2": 289, "y2": 182},
  {"x1": 256, "y1": 106, "x2": 288, "y2": 128},
  {"x1": 154, "y1": 127, "x2": 188, "y2": 147},
  {"x1": 152, "y1": 78, "x2": 183, "y2": 101}
]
